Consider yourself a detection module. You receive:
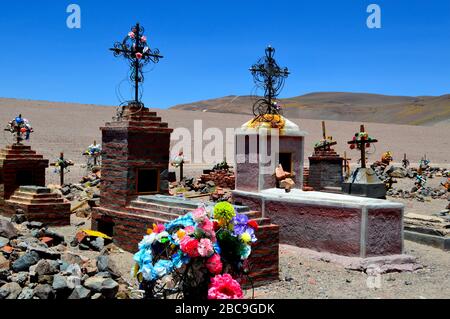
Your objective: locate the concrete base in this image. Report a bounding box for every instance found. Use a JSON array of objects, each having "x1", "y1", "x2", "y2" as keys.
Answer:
[
  {"x1": 404, "y1": 230, "x2": 450, "y2": 251},
  {"x1": 342, "y1": 167, "x2": 386, "y2": 199},
  {"x1": 233, "y1": 188, "x2": 404, "y2": 258}
]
